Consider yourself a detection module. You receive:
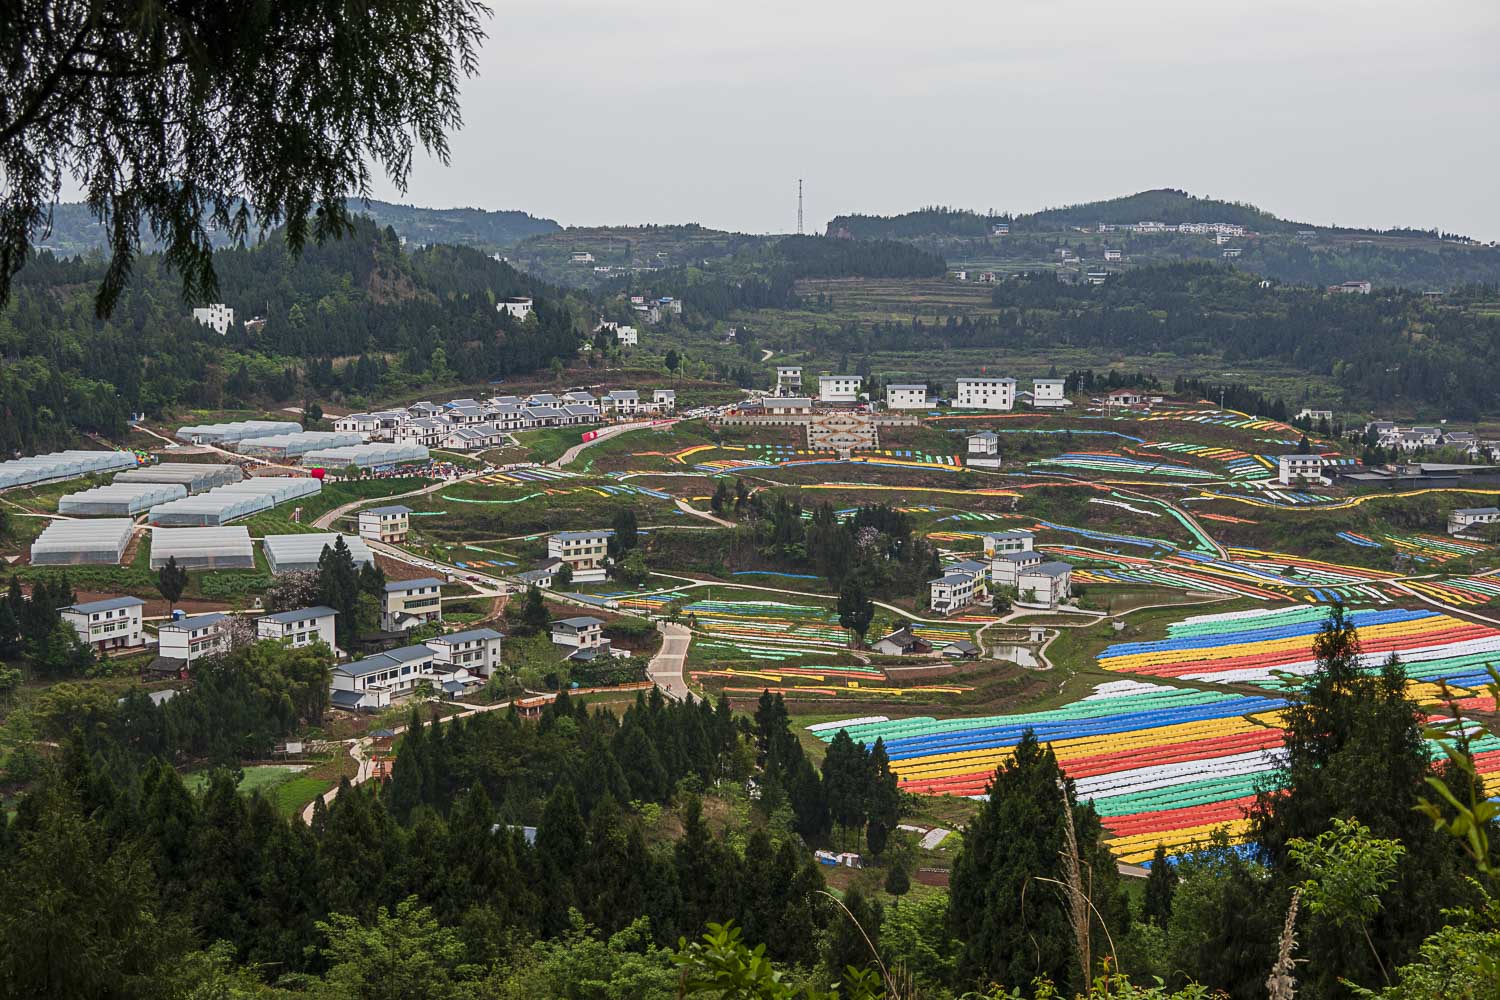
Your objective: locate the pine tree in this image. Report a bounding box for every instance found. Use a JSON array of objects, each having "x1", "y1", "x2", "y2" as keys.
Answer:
[
  {"x1": 865, "y1": 737, "x2": 901, "y2": 858},
  {"x1": 155, "y1": 555, "x2": 189, "y2": 616},
  {"x1": 1142, "y1": 844, "x2": 1177, "y2": 926},
  {"x1": 535, "y1": 781, "x2": 586, "y2": 934},
  {"x1": 316, "y1": 537, "x2": 361, "y2": 645}
]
